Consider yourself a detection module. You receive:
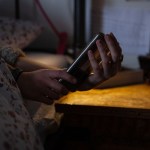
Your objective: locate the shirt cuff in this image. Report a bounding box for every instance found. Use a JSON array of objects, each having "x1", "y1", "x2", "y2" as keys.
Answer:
[
  {"x1": 0, "y1": 46, "x2": 26, "y2": 66},
  {"x1": 9, "y1": 65, "x2": 24, "y2": 81}
]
